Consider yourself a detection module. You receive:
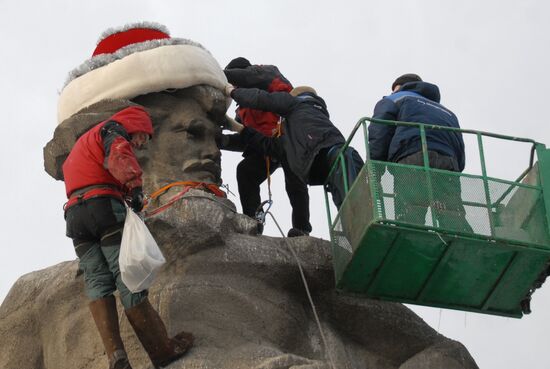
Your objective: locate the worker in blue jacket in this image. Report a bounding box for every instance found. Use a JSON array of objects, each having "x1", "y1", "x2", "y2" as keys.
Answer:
[{"x1": 369, "y1": 74, "x2": 472, "y2": 233}]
